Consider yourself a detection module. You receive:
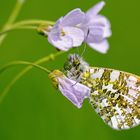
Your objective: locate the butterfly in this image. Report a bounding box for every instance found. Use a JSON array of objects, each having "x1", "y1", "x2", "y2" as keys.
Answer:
[{"x1": 63, "y1": 54, "x2": 140, "y2": 130}]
